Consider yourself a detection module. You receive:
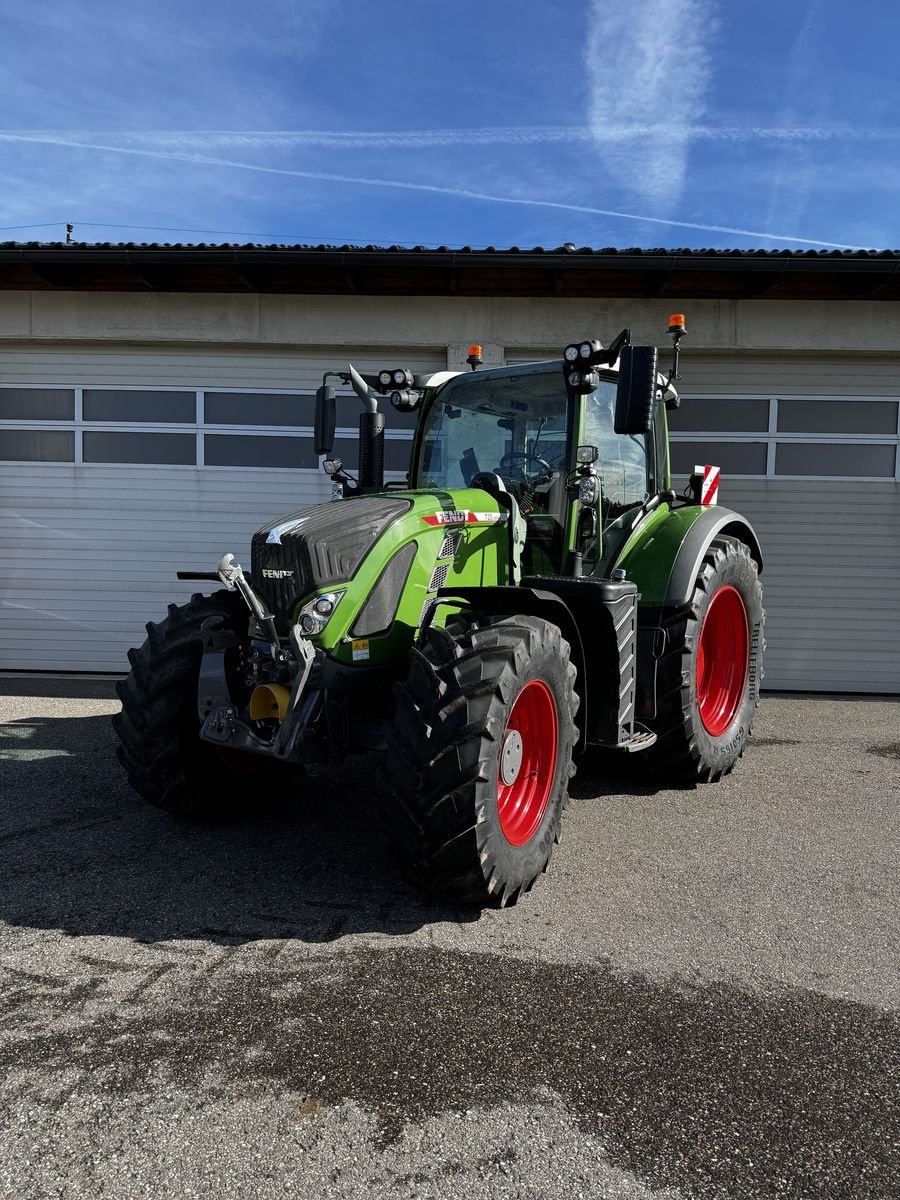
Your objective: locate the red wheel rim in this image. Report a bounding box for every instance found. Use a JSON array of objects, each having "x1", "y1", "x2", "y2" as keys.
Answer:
[
  {"x1": 696, "y1": 585, "x2": 749, "y2": 737},
  {"x1": 497, "y1": 679, "x2": 558, "y2": 846}
]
